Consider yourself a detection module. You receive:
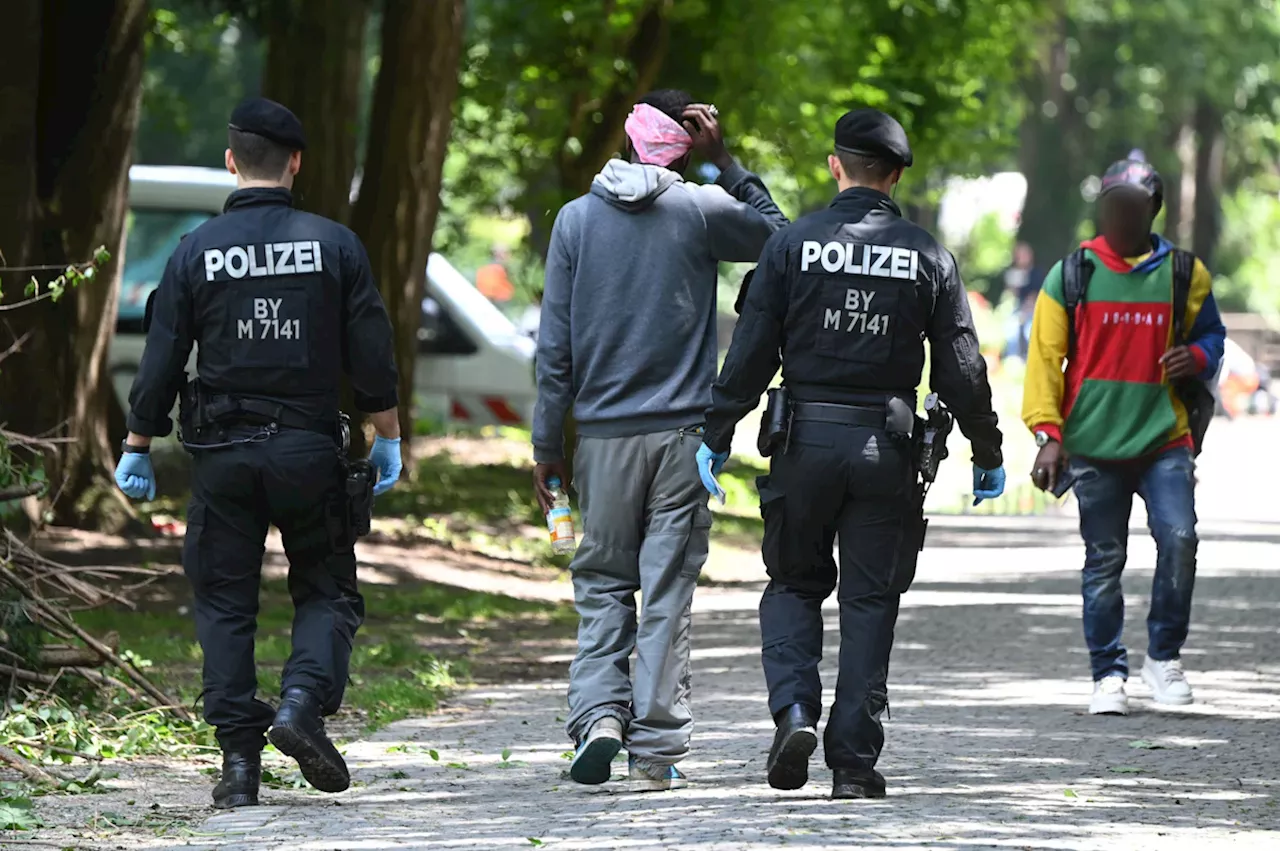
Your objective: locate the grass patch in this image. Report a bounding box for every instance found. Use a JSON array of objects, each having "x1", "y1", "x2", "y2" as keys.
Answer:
[
  {"x1": 379, "y1": 452, "x2": 541, "y2": 527},
  {"x1": 0, "y1": 577, "x2": 574, "y2": 810},
  {"x1": 376, "y1": 449, "x2": 572, "y2": 567},
  {"x1": 378, "y1": 445, "x2": 771, "y2": 557},
  {"x1": 69, "y1": 579, "x2": 570, "y2": 736},
  {"x1": 708, "y1": 457, "x2": 767, "y2": 548}
]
